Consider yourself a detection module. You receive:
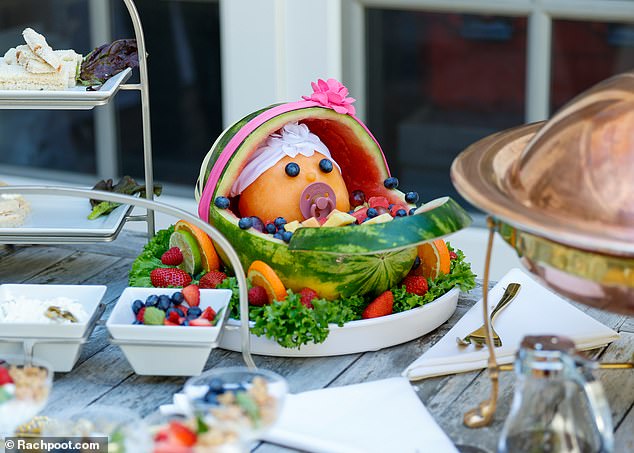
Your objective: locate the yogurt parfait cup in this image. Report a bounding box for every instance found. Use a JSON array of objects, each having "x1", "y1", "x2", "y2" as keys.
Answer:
[{"x1": 0, "y1": 355, "x2": 53, "y2": 437}]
